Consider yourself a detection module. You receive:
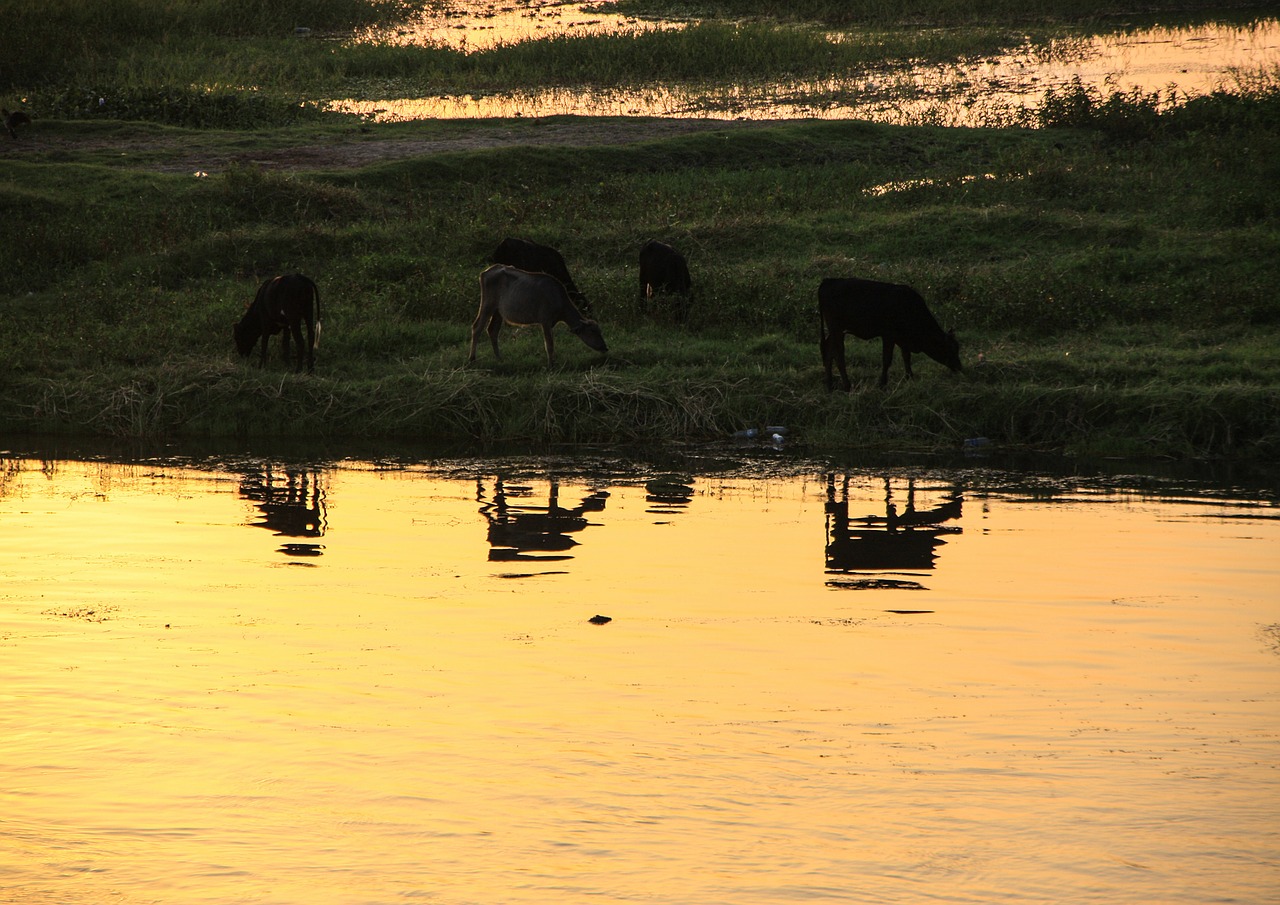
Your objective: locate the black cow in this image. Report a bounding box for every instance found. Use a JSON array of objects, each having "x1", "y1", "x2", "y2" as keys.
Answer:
[
  {"x1": 819, "y1": 277, "x2": 961, "y2": 390},
  {"x1": 470, "y1": 264, "x2": 607, "y2": 366},
  {"x1": 3, "y1": 108, "x2": 31, "y2": 139},
  {"x1": 492, "y1": 237, "x2": 590, "y2": 314},
  {"x1": 233, "y1": 273, "x2": 321, "y2": 373},
  {"x1": 638, "y1": 240, "x2": 692, "y2": 299},
  {"x1": 638, "y1": 239, "x2": 692, "y2": 322}
]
